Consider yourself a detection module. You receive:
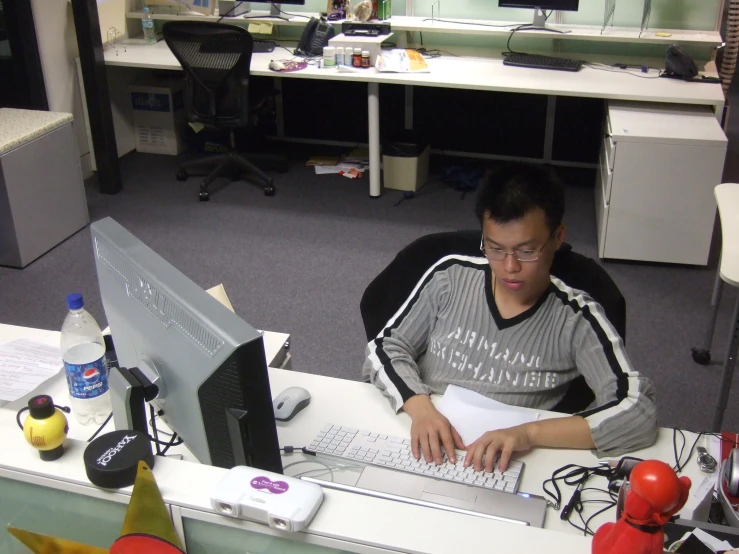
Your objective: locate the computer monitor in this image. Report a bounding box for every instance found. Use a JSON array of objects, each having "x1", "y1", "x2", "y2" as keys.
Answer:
[
  {"x1": 90, "y1": 217, "x2": 282, "y2": 473},
  {"x1": 248, "y1": 0, "x2": 306, "y2": 18},
  {"x1": 498, "y1": 0, "x2": 579, "y2": 31}
]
